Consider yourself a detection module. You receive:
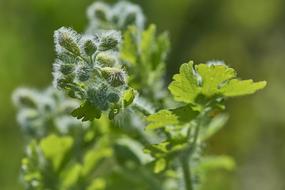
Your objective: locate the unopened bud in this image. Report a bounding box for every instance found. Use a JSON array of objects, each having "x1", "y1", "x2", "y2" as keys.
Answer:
[
  {"x1": 55, "y1": 73, "x2": 75, "y2": 89},
  {"x1": 12, "y1": 88, "x2": 37, "y2": 108},
  {"x1": 96, "y1": 52, "x2": 116, "y2": 66},
  {"x1": 55, "y1": 27, "x2": 81, "y2": 56},
  {"x1": 76, "y1": 65, "x2": 91, "y2": 82},
  {"x1": 101, "y1": 67, "x2": 126, "y2": 87},
  {"x1": 59, "y1": 63, "x2": 75, "y2": 75},
  {"x1": 57, "y1": 53, "x2": 77, "y2": 63},
  {"x1": 82, "y1": 38, "x2": 97, "y2": 56},
  {"x1": 99, "y1": 31, "x2": 121, "y2": 51},
  {"x1": 107, "y1": 92, "x2": 120, "y2": 103},
  {"x1": 87, "y1": 2, "x2": 110, "y2": 22},
  {"x1": 124, "y1": 11, "x2": 137, "y2": 26},
  {"x1": 87, "y1": 87, "x2": 109, "y2": 111}
]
